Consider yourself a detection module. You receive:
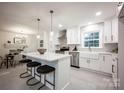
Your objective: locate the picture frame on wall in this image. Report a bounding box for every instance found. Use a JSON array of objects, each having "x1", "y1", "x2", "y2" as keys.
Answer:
[{"x1": 14, "y1": 37, "x2": 26, "y2": 44}]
